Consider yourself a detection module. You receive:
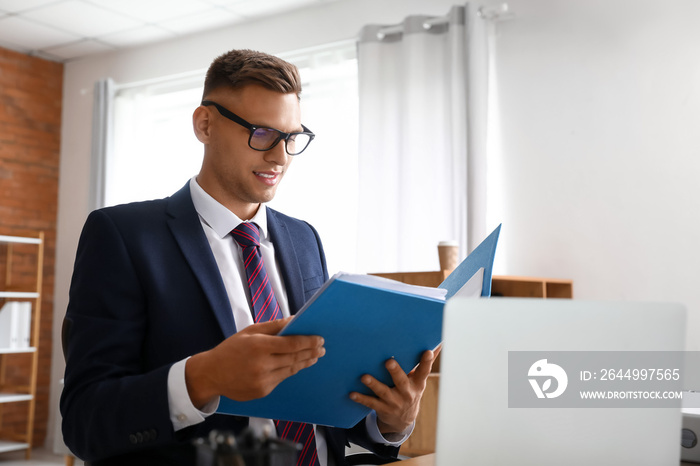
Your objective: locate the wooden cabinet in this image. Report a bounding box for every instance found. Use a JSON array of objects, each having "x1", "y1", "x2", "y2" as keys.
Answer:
[
  {"x1": 0, "y1": 233, "x2": 44, "y2": 459},
  {"x1": 370, "y1": 271, "x2": 573, "y2": 457},
  {"x1": 399, "y1": 374, "x2": 440, "y2": 456},
  {"x1": 492, "y1": 275, "x2": 573, "y2": 299}
]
